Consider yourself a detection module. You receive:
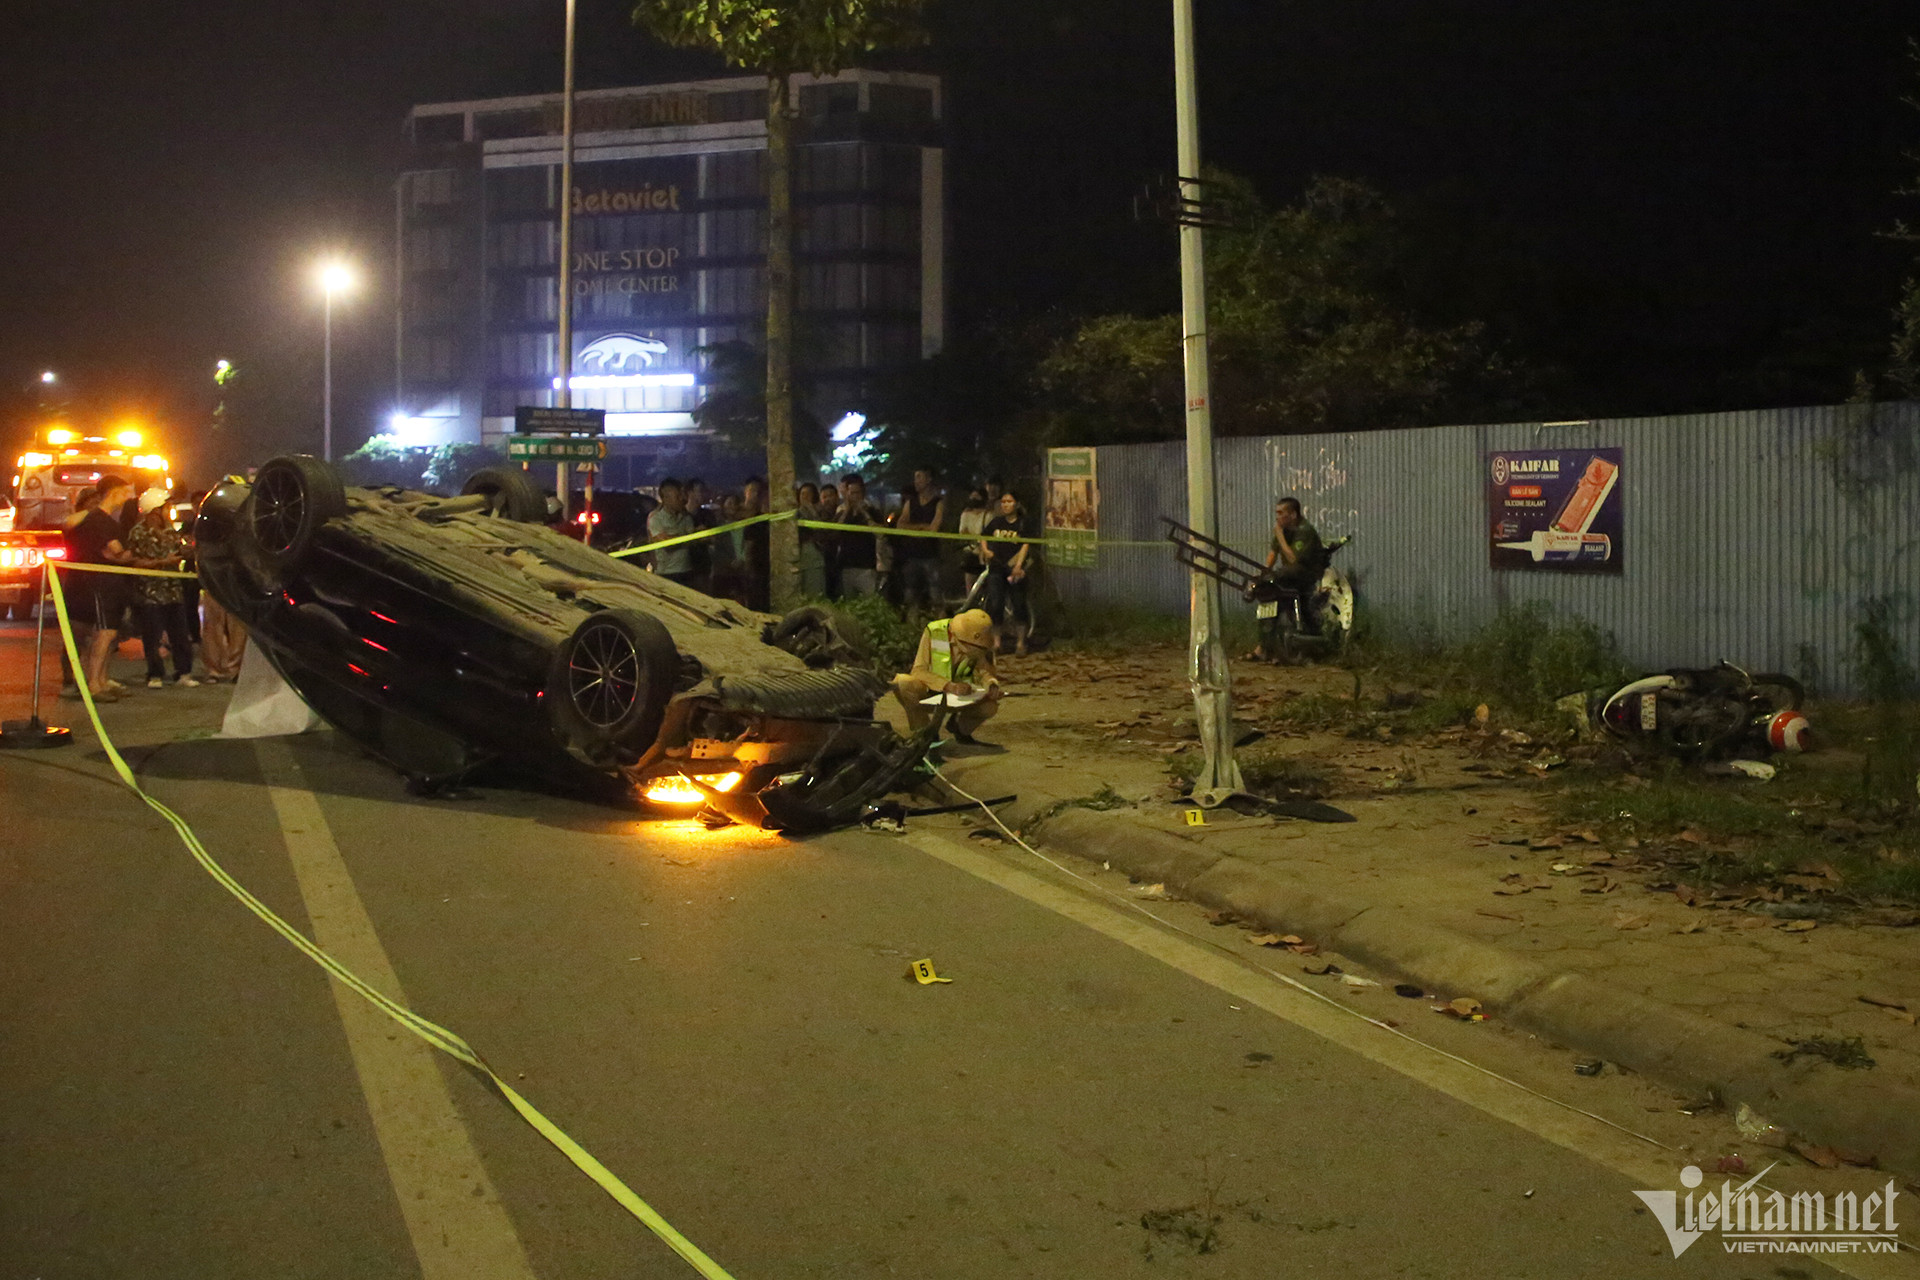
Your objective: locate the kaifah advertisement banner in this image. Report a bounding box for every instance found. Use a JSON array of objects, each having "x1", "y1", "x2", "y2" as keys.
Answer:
[
  {"x1": 1487, "y1": 447, "x2": 1624, "y2": 574},
  {"x1": 1045, "y1": 447, "x2": 1099, "y2": 569}
]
